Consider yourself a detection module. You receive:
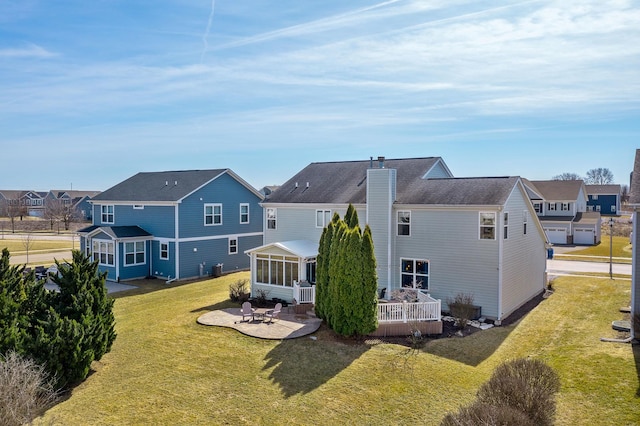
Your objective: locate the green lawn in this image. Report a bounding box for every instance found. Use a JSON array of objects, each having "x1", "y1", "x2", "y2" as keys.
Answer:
[
  {"x1": 37, "y1": 272, "x2": 640, "y2": 425},
  {"x1": 562, "y1": 236, "x2": 632, "y2": 259},
  {"x1": 0, "y1": 238, "x2": 73, "y2": 253}
]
